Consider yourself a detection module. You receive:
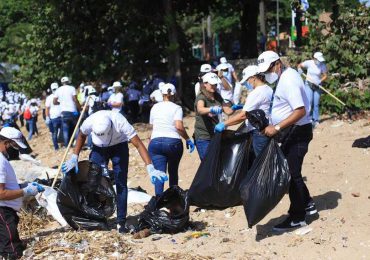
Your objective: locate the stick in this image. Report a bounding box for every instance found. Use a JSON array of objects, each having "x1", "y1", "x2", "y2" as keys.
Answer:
[{"x1": 51, "y1": 96, "x2": 90, "y2": 188}]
